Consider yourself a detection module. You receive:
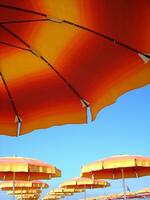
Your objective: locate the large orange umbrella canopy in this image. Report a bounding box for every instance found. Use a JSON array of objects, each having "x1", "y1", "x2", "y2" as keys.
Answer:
[
  {"x1": 81, "y1": 155, "x2": 150, "y2": 179},
  {"x1": 60, "y1": 177, "x2": 110, "y2": 189},
  {"x1": 0, "y1": 0, "x2": 149, "y2": 136},
  {"x1": 0, "y1": 180, "x2": 49, "y2": 190},
  {"x1": 0, "y1": 156, "x2": 61, "y2": 180}
]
